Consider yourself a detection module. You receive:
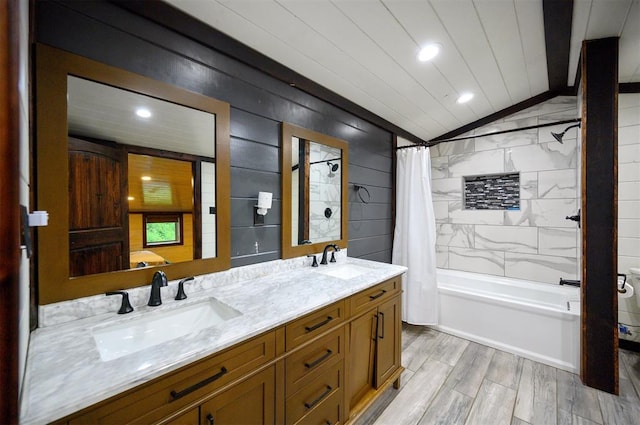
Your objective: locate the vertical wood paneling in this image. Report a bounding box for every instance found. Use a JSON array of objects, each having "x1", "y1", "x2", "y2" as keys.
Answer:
[{"x1": 35, "y1": 0, "x2": 394, "y2": 268}]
